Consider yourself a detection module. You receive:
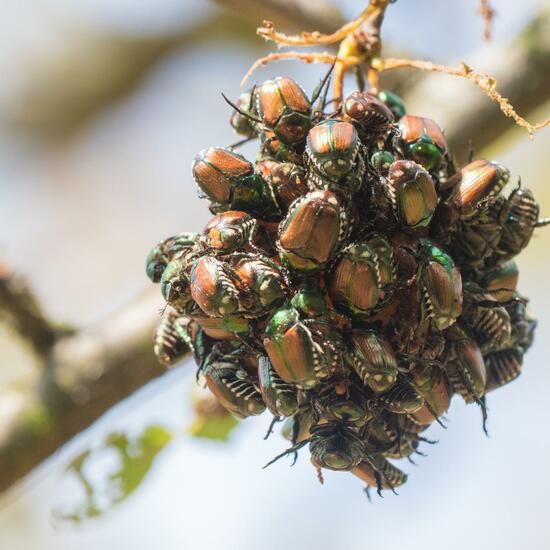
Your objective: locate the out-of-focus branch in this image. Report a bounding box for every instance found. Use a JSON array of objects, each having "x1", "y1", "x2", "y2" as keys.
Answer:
[
  {"x1": 0, "y1": 262, "x2": 62, "y2": 356},
  {"x1": 0, "y1": 288, "x2": 185, "y2": 494}
]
